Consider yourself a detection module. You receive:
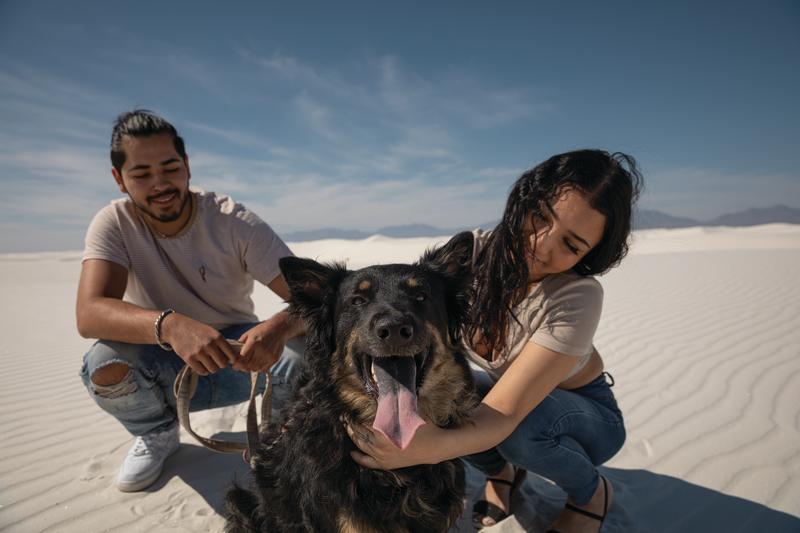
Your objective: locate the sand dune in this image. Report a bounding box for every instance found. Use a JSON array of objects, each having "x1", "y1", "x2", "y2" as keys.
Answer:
[{"x1": 1, "y1": 225, "x2": 799, "y2": 532}]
